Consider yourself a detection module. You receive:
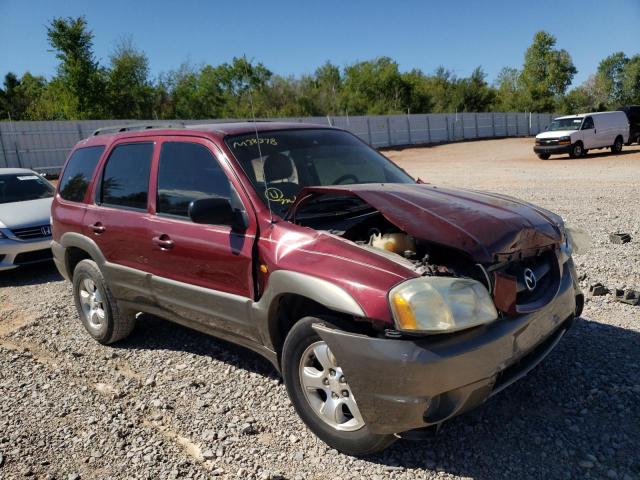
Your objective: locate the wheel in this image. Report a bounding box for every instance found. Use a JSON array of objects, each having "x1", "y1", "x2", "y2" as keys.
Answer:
[
  {"x1": 281, "y1": 317, "x2": 396, "y2": 456},
  {"x1": 72, "y1": 259, "x2": 136, "y2": 344},
  {"x1": 611, "y1": 136, "x2": 623, "y2": 154},
  {"x1": 569, "y1": 142, "x2": 584, "y2": 158},
  {"x1": 537, "y1": 153, "x2": 550, "y2": 160}
]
